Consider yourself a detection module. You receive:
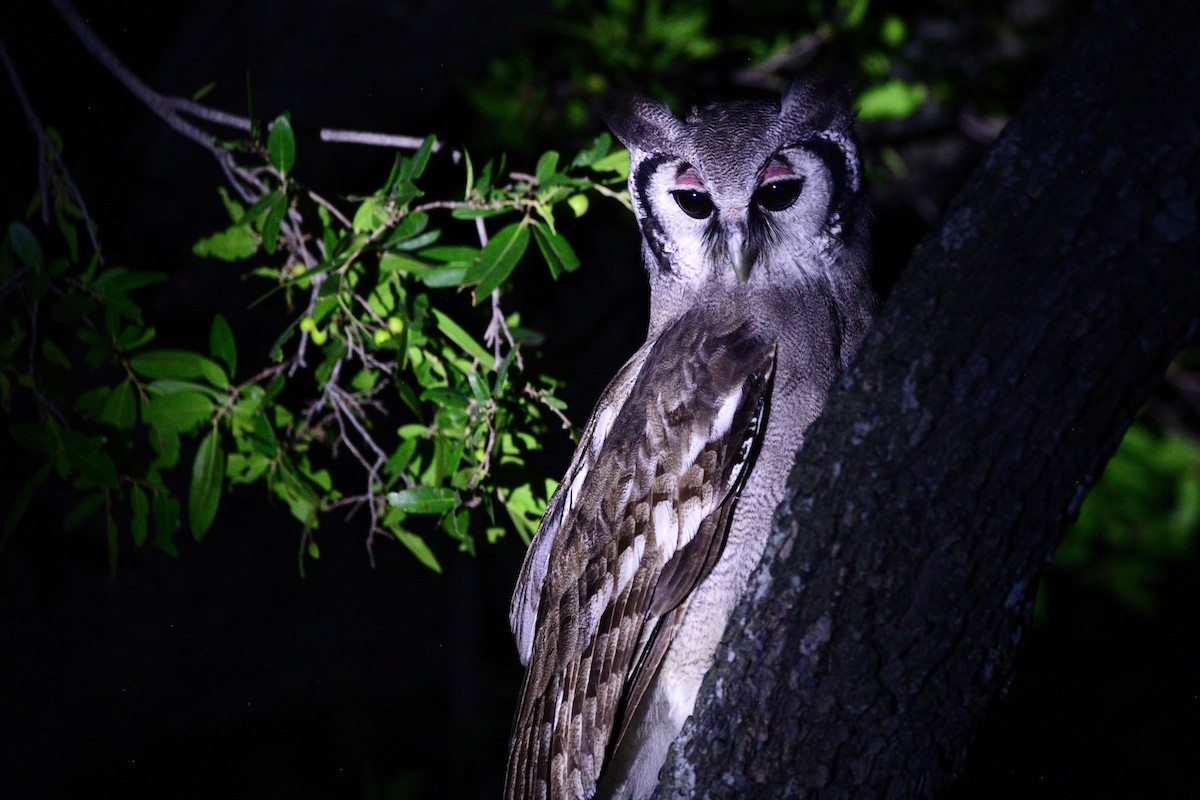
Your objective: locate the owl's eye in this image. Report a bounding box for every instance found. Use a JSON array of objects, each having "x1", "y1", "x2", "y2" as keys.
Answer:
[
  {"x1": 671, "y1": 189, "x2": 714, "y2": 219},
  {"x1": 753, "y1": 179, "x2": 803, "y2": 212}
]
